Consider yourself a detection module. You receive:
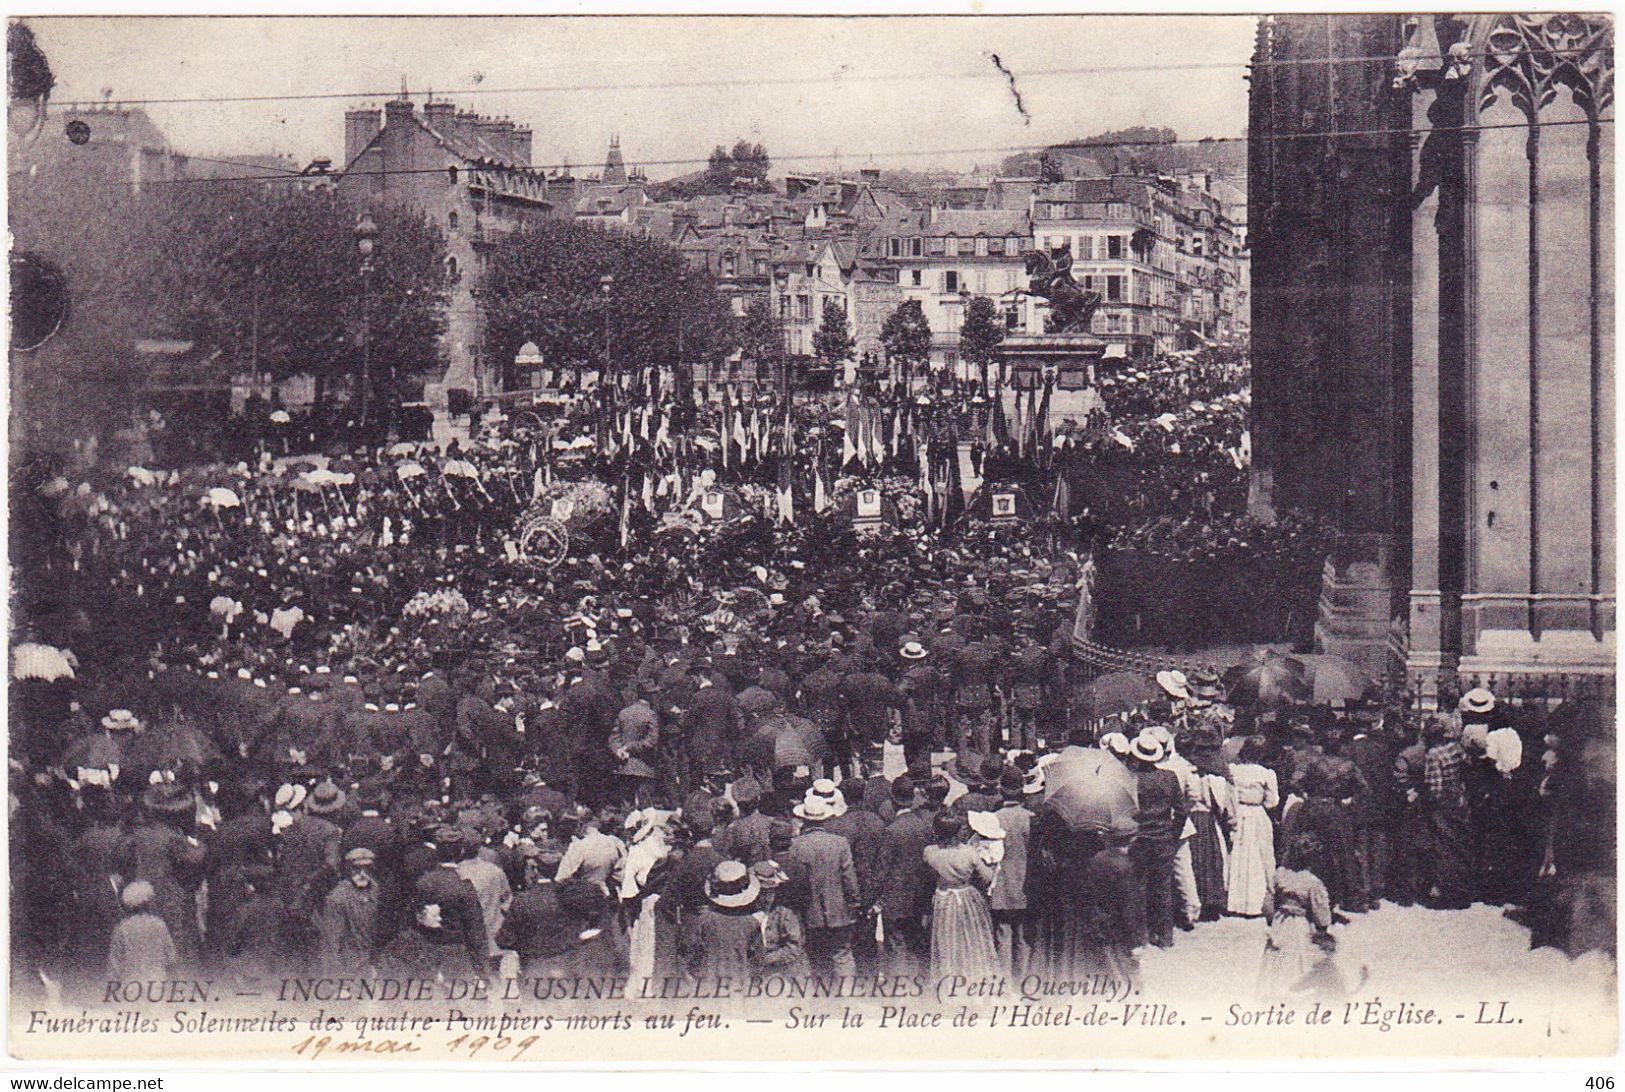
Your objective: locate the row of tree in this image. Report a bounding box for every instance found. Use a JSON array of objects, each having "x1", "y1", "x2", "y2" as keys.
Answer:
[{"x1": 12, "y1": 168, "x2": 1017, "y2": 453}]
